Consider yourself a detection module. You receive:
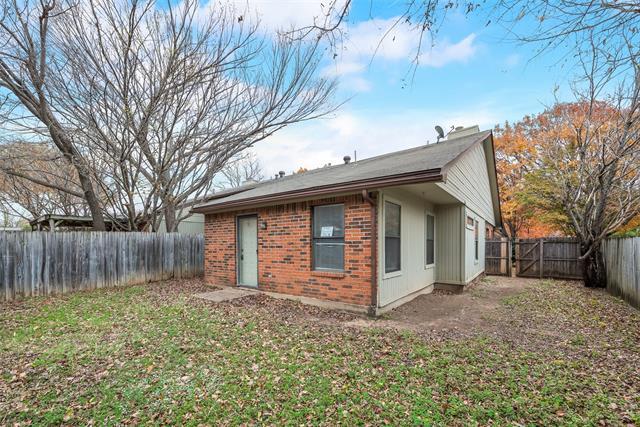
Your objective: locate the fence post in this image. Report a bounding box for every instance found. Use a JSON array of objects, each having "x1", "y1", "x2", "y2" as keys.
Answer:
[
  {"x1": 539, "y1": 239, "x2": 544, "y2": 279},
  {"x1": 513, "y1": 237, "x2": 520, "y2": 276},
  {"x1": 507, "y1": 239, "x2": 512, "y2": 277},
  {"x1": 0, "y1": 231, "x2": 205, "y2": 301}
]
